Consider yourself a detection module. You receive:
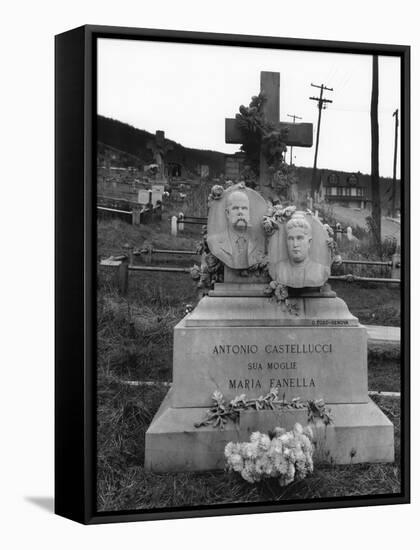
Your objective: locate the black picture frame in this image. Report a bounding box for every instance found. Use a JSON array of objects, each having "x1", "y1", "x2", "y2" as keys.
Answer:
[{"x1": 55, "y1": 24, "x2": 410, "y2": 525}]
